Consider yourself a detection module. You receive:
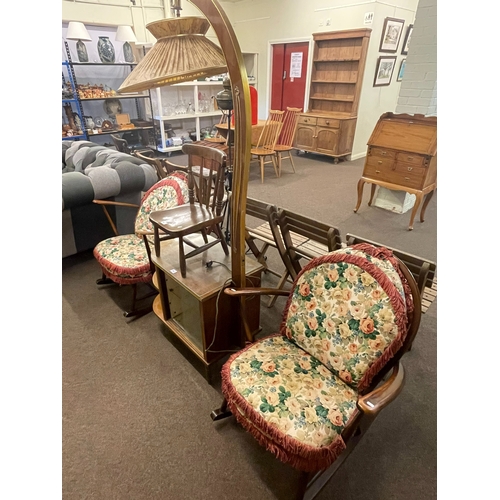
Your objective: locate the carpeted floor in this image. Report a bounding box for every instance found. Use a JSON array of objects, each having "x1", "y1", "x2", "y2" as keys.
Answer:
[{"x1": 62, "y1": 151, "x2": 437, "y2": 499}]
